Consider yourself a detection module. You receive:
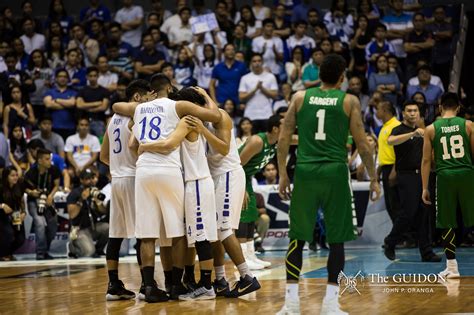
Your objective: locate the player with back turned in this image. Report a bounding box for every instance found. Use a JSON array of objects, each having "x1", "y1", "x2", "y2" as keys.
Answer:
[
  {"x1": 277, "y1": 54, "x2": 381, "y2": 315},
  {"x1": 421, "y1": 92, "x2": 474, "y2": 279}
]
